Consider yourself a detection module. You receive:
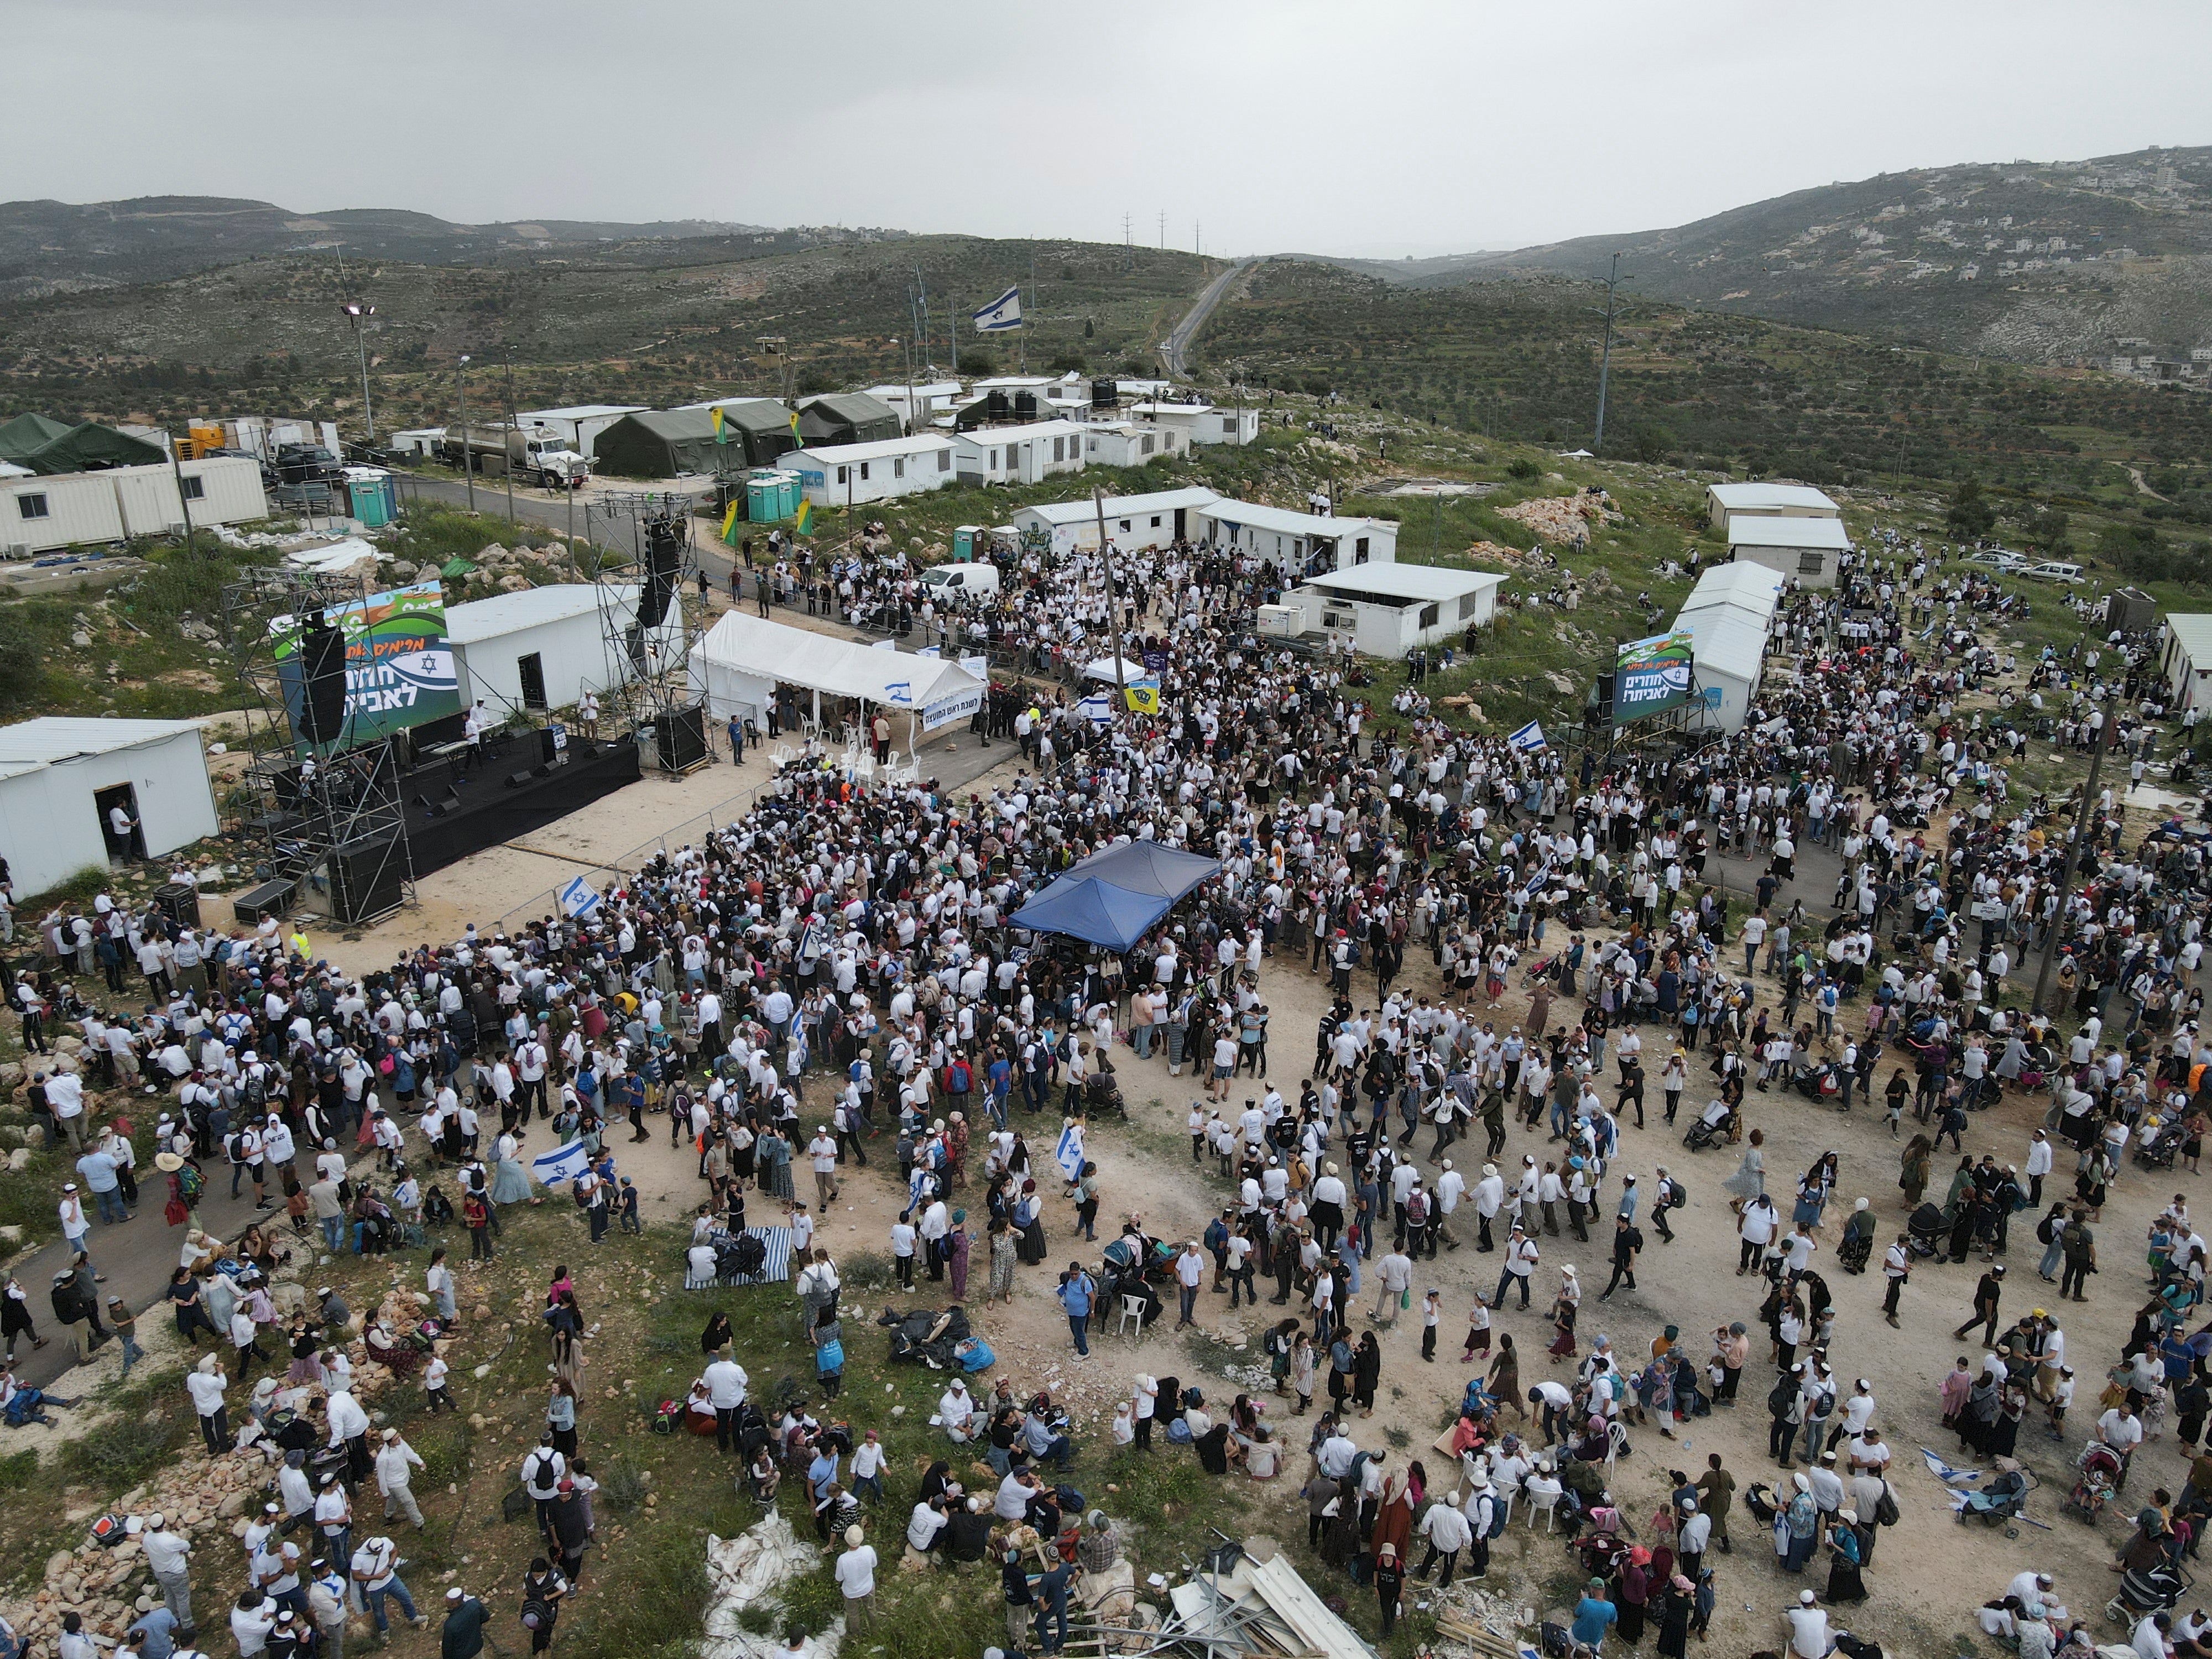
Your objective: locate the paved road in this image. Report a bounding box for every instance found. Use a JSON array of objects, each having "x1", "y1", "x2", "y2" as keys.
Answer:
[{"x1": 1162, "y1": 259, "x2": 1252, "y2": 376}]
